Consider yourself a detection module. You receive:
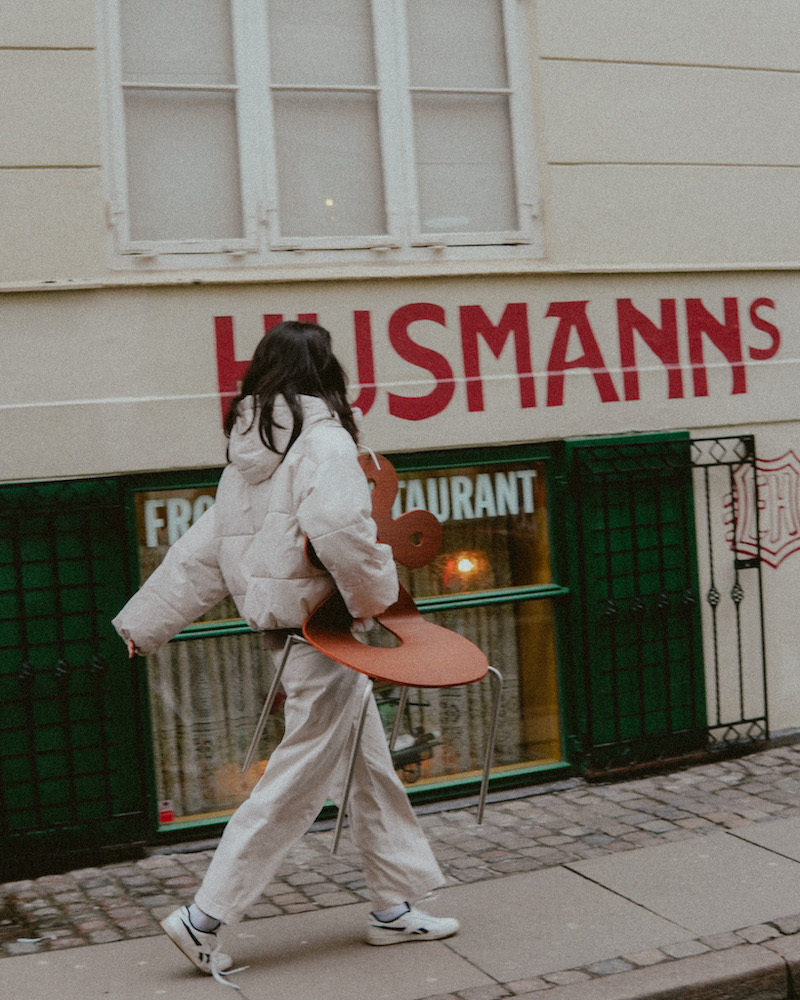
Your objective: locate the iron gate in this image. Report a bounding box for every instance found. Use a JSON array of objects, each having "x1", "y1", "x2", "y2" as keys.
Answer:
[
  {"x1": 0, "y1": 478, "x2": 148, "y2": 875},
  {"x1": 567, "y1": 433, "x2": 767, "y2": 775}
]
